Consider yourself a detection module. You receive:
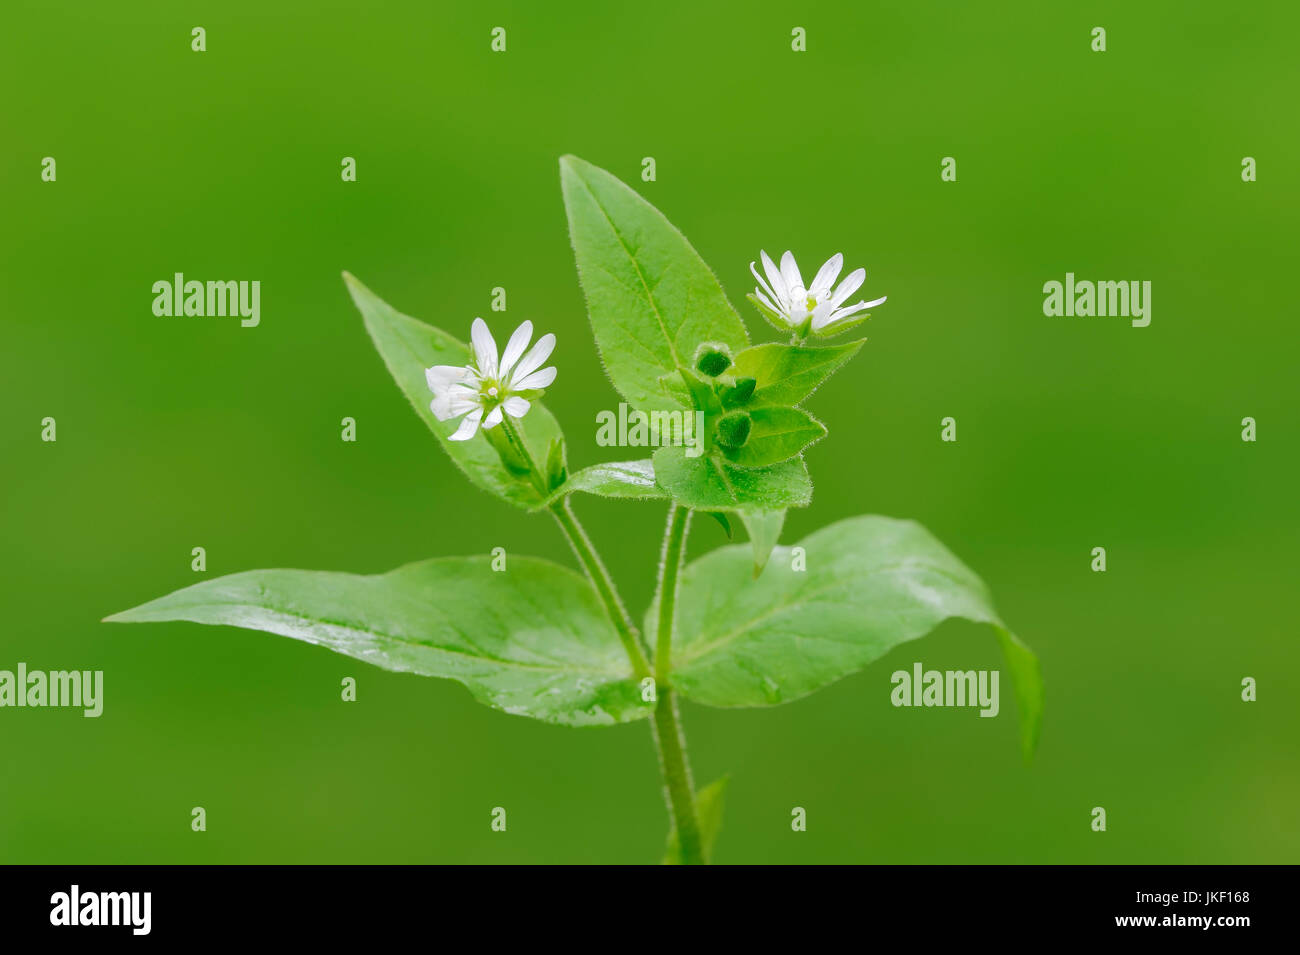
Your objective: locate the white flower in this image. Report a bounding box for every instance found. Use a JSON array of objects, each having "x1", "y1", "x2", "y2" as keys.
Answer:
[
  {"x1": 749, "y1": 250, "x2": 887, "y2": 337},
  {"x1": 426, "y1": 318, "x2": 557, "y2": 442}
]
